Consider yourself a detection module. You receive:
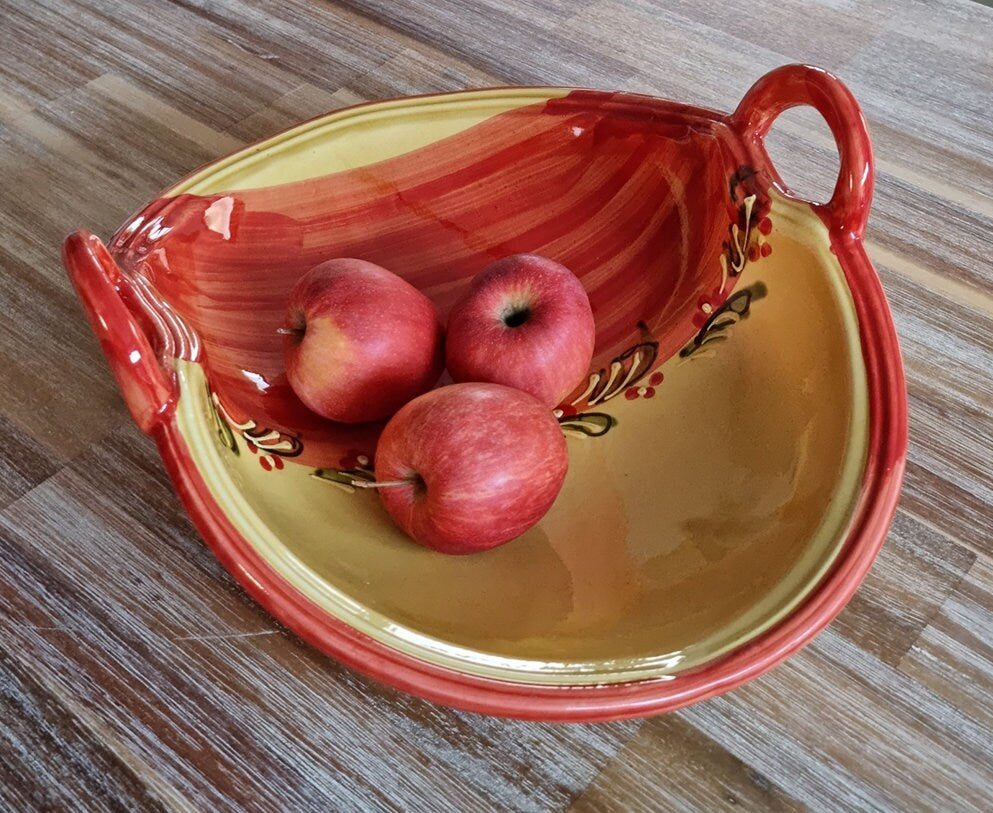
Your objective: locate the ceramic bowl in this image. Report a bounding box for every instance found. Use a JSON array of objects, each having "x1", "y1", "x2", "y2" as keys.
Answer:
[{"x1": 63, "y1": 64, "x2": 907, "y2": 721}]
